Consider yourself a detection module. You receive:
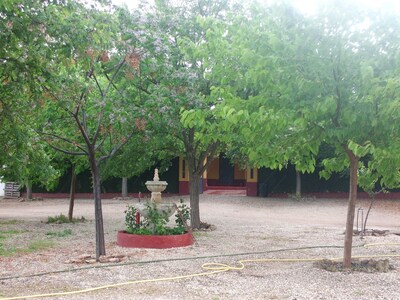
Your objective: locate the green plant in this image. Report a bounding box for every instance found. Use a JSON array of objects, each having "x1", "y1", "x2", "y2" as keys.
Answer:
[
  {"x1": 0, "y1": 230, "x2": 28, "y2": 256},
  {"x1": 124, "y1": 201, "x2": 191, "y2": 236},
  {"x1": 125, "y1": 205, "x2": 141, "y2": 232},
  {"x1": 0, "y1": 244, "x2": 15, "y2": 257},
  {"x1": 175, "y1": 199, "x2": 191, "y2": 230},
  {"x1": 46, "y1": 229, "x2": 73, "y2": 237},
  {"x1": 0, "y1": 238, "x2": 54, "y2": 257},
  {"x1": 27, "y1": 240, "x2": 54, "y2": 252},
  {"x1": 0, "y1": 220, "x2": 19, "y2": 225},
  {"x1": 146, "y1": 202, "x2": 170, "y2": 235},
  {"x1": 46, "y1": 214, "x2": 85, "y2": 224}
]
